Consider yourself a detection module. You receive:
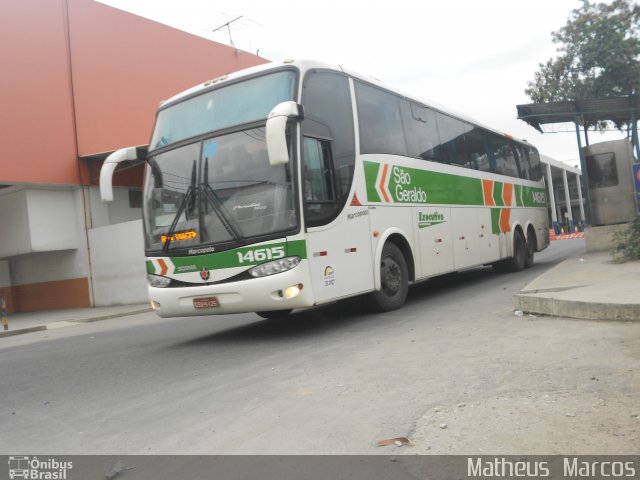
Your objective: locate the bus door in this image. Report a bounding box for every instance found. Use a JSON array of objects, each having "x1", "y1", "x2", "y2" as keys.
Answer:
[{"x1": 305, "y1": 205, "x2": 374, "y2": 304}]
